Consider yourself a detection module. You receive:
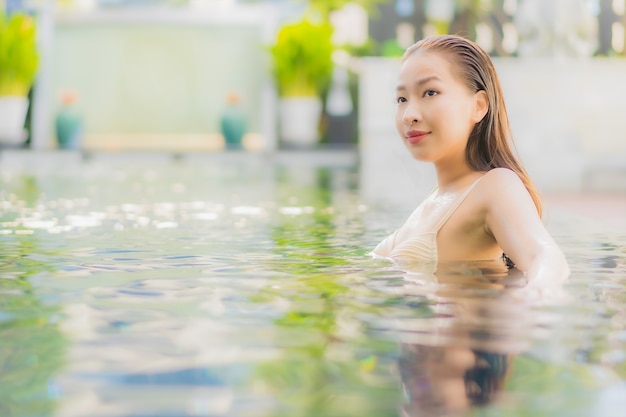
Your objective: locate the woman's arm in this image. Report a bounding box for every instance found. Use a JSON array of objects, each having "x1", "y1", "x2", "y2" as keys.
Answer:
[{"x1": 481, "y1": 168, "x2": 570, "y2": 287}]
